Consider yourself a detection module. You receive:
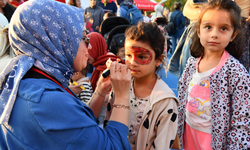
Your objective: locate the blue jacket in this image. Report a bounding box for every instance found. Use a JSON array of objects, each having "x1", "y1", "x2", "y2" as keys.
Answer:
[
  {"x1": 0, "y1": 78, "x2": 130, "y2": 150},
  {"x1": 169, "y1": 10, "x2": 186, "y2": 37}
]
